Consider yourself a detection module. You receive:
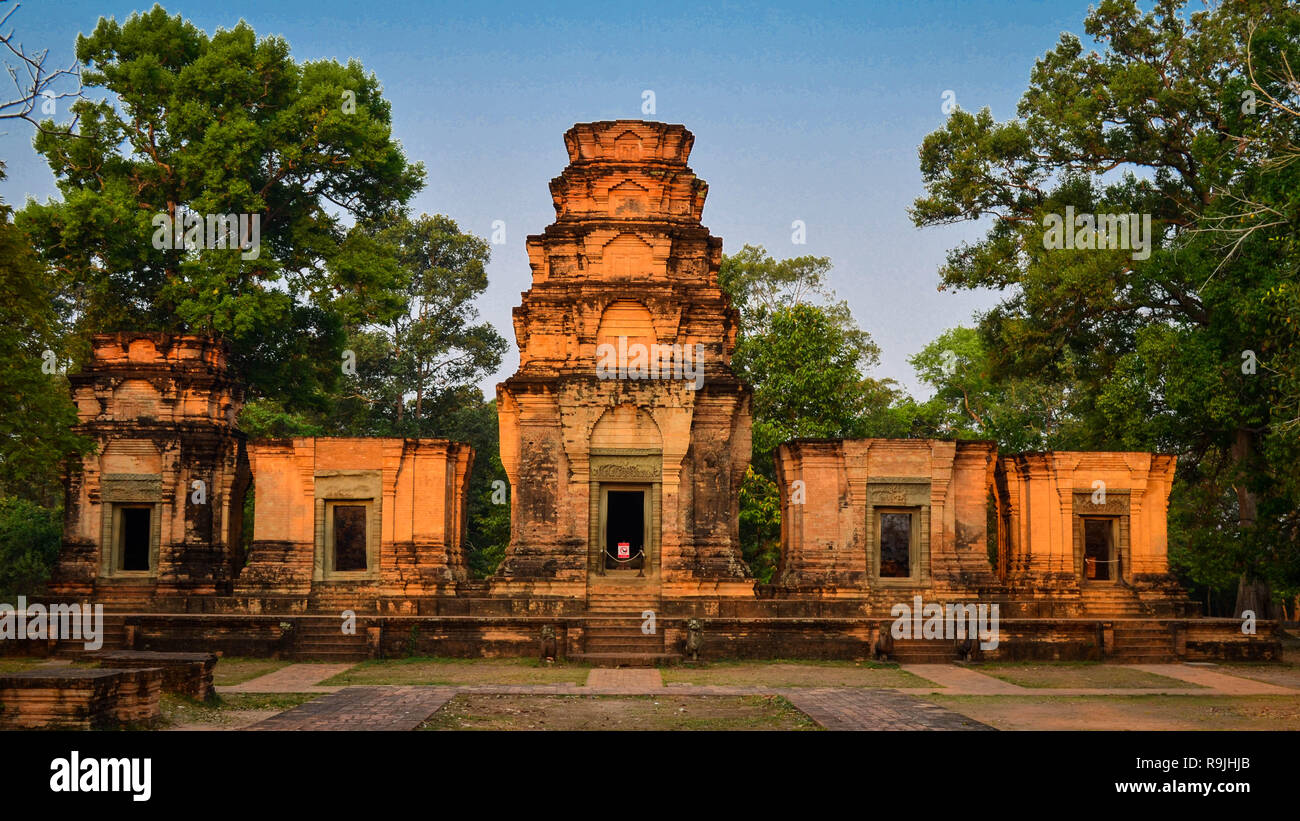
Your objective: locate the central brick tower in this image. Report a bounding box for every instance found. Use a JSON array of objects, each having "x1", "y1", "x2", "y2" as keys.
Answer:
[{"x1": 495, "y1": 121, "x2": 753, "y2": 606}]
